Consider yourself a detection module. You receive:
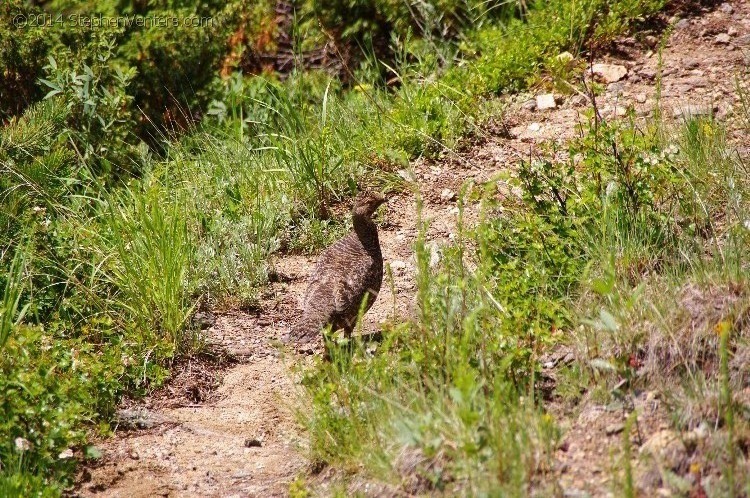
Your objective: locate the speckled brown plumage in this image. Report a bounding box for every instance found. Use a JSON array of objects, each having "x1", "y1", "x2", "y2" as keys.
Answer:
[{"x1": 288, "y1": 192, "x2": 386, "y2": 345}]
